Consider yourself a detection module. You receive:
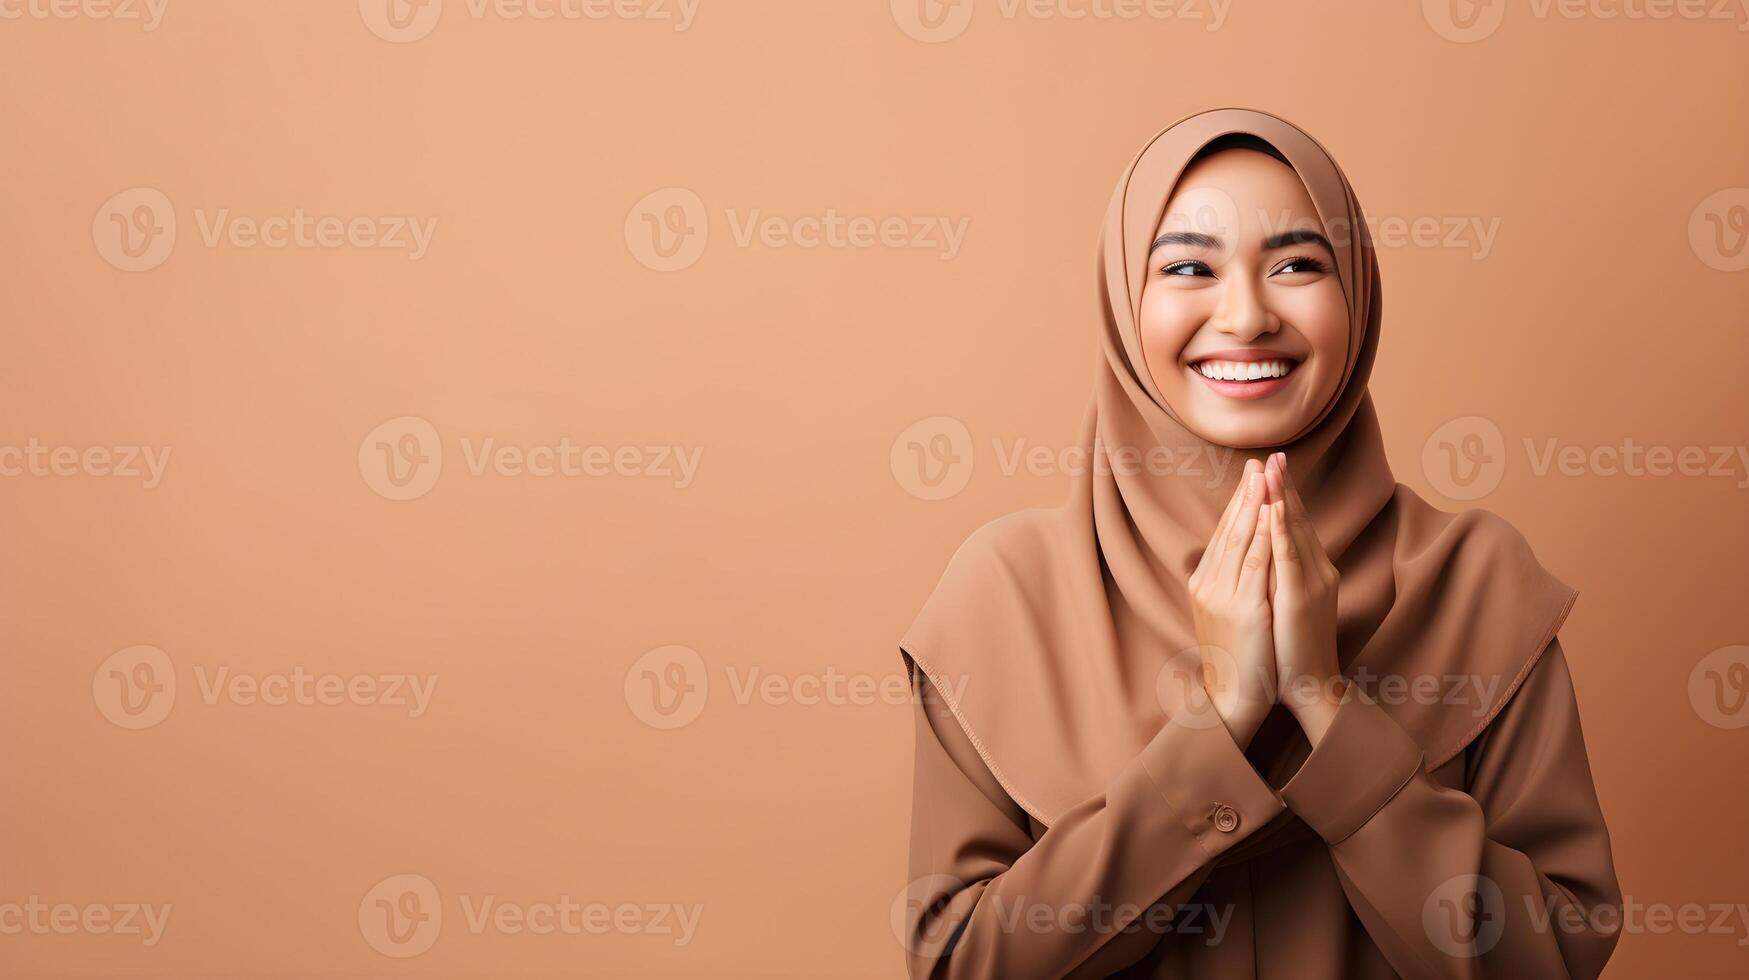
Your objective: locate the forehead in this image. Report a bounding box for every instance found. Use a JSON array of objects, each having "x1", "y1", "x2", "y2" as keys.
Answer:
[{"x1": 1155, "y1": 147, "x2": 1321, "y2": 235}]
